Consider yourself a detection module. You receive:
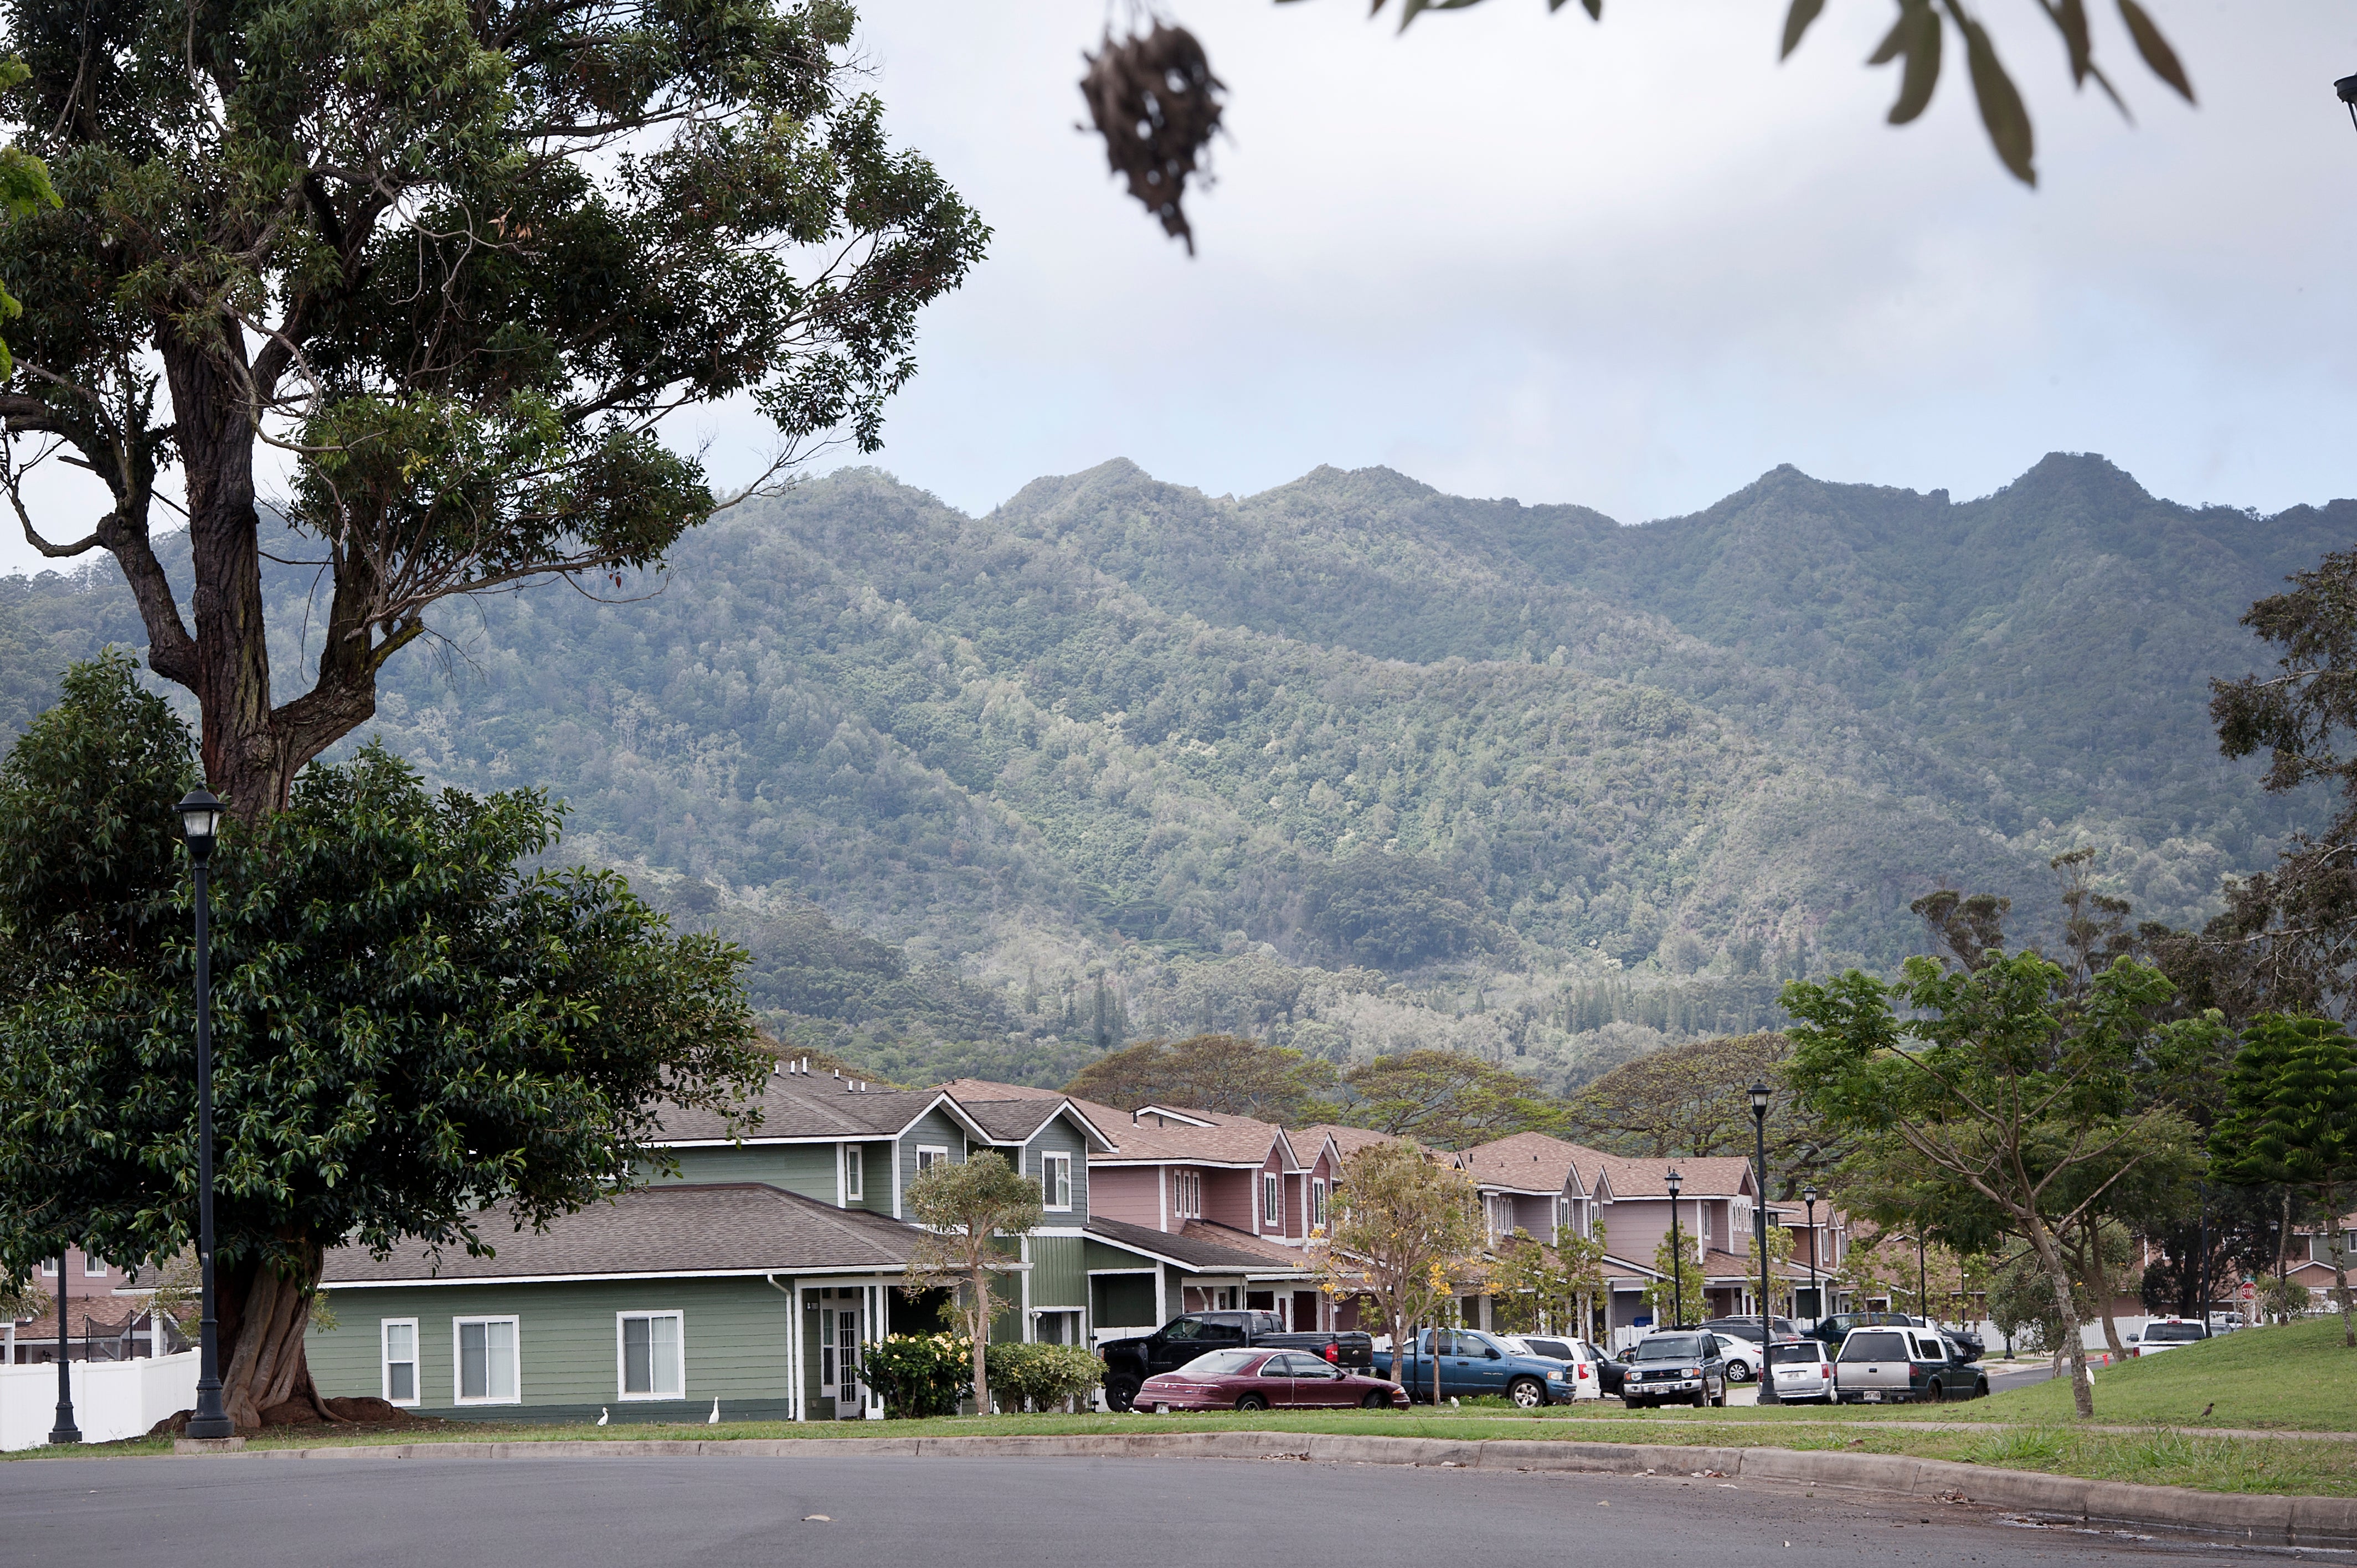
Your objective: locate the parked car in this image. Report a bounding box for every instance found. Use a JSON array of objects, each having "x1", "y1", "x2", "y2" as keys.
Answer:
[
  {"x1": 1696, "y1": 1314, "x2": 1801, "y2": 1344},
  {"x1": 1394, "y1": 1328, "x2": 1581, "y2": 1407},
  {"x1": 1135, "y1": 1348, "x2": 1411, "y2": 1413},
  {"x1": 2207, "y1": 1312, "x2": 2245, "y2": 1334},
  {"x1": 1583, "y1": 1340, "x2": 1628, "y2": 1397},
  {"x1": 1907, "y1": 1316, "x2": 1987, "y2": 1363},
  {"x1": 1833, "y1": 1325, "x2": 1989, "y2": 1404},
  {"x1": 1497, "y1": 1334, "x2": 1605, "y2": 1400},
  {"x1": 1710, "y1": 1332, "x2": 1760, "y2": 1383},
  {"x1": 1804, "y1": 1309, "x2": 1912, "y2": 1352},
  {"x1": 1619, "y1": 1330, "x2": 1729, "y2": 1409},
  {"x1": 2127, "y1": 1319, "x2": 2212, "y2": 1358},
  {"x1": 1763, "y1": 1337, "x2": 1836, "y2": 1403},
  {"x1": 1100, "y1": 1313, "x2": 1376, "y2": 1412}
]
